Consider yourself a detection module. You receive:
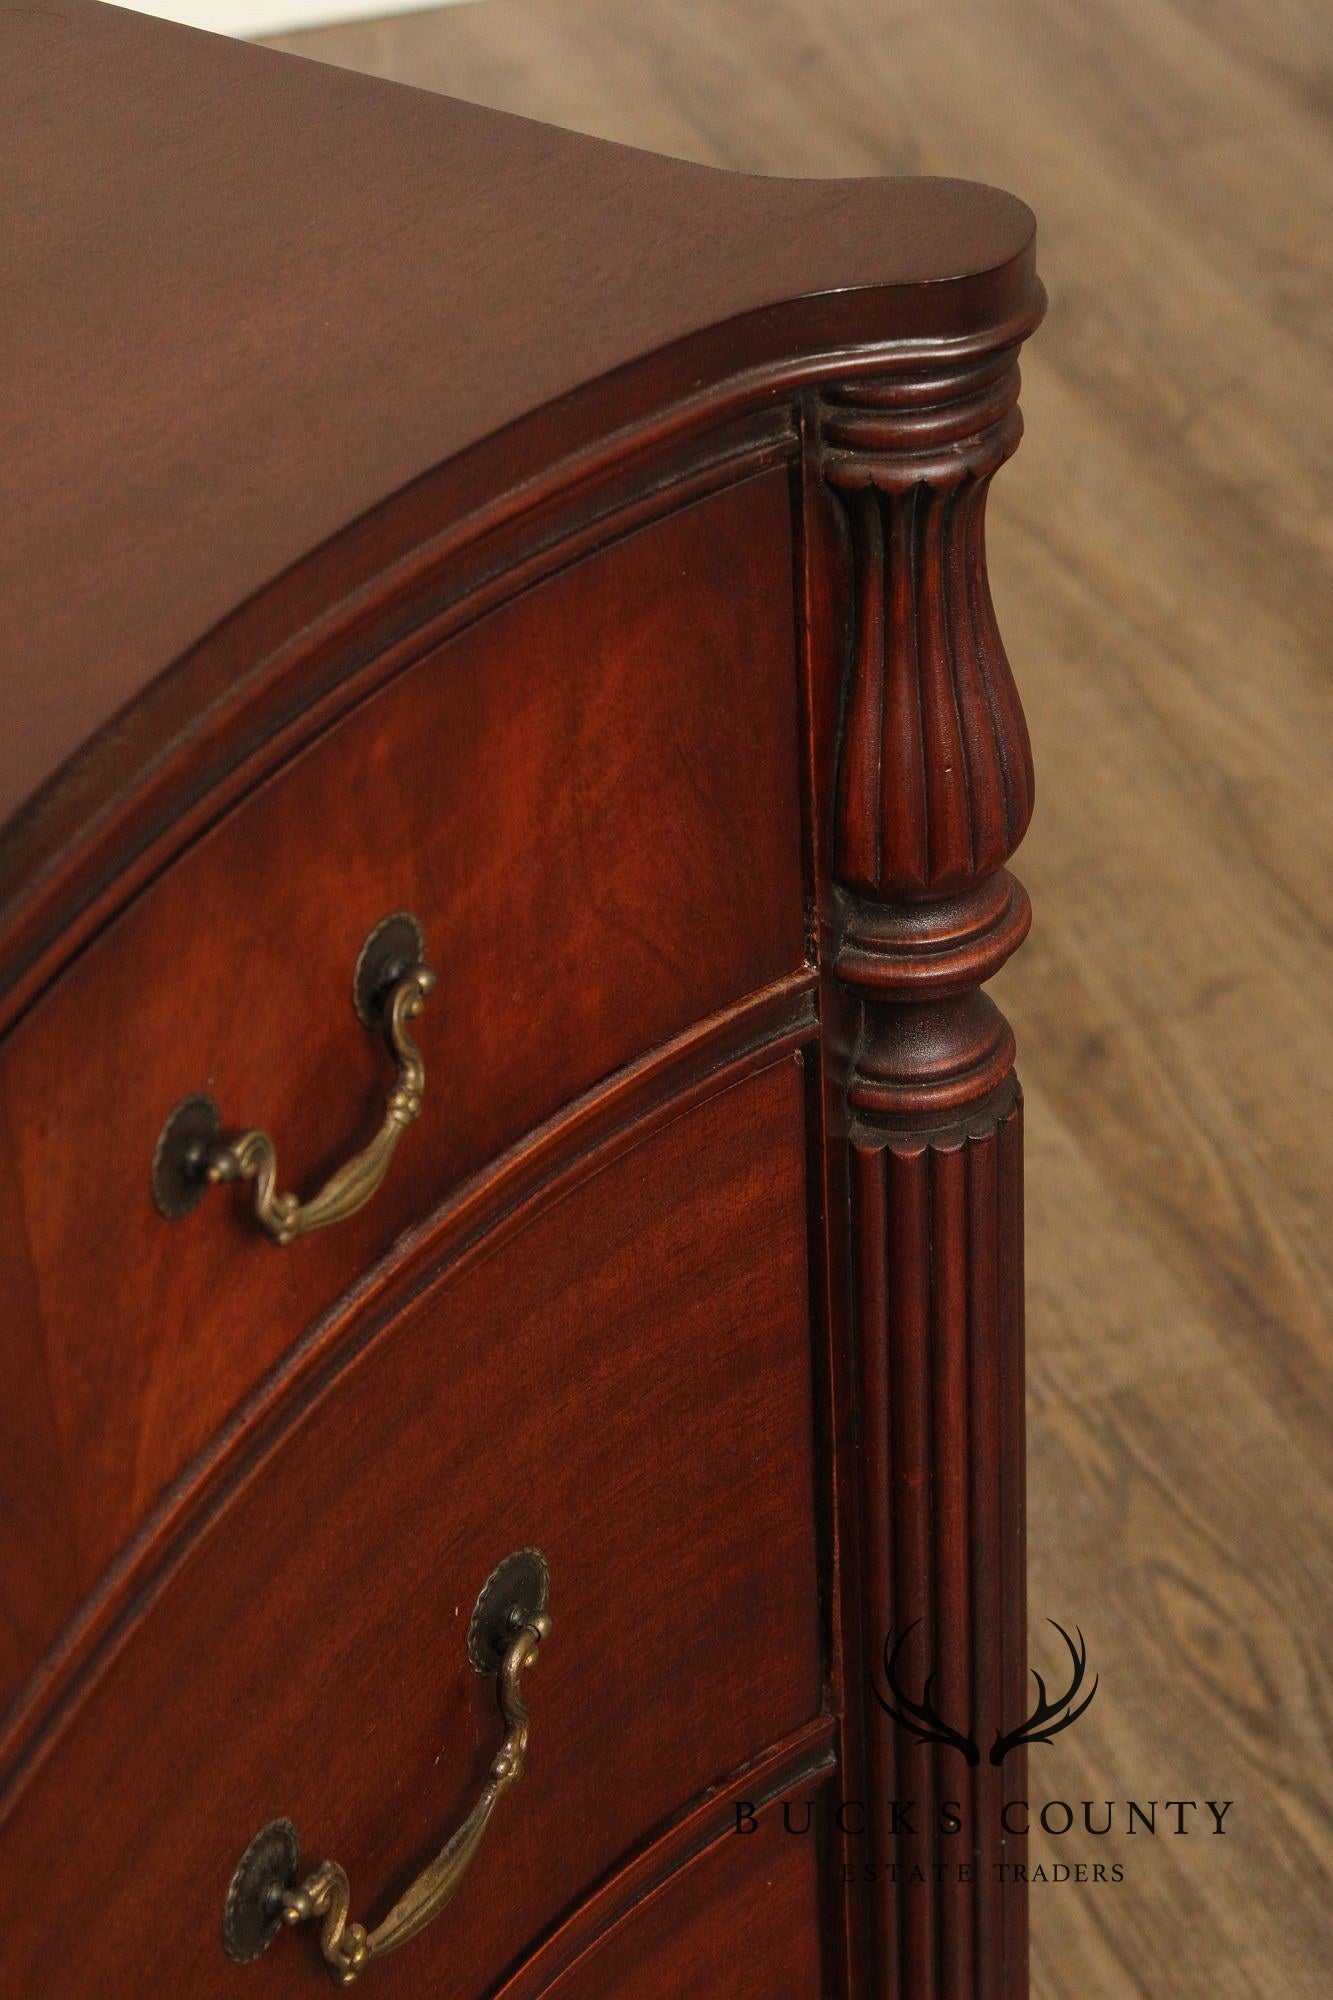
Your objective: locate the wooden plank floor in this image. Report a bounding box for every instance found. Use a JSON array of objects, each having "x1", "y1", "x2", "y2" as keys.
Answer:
[{"x1": 265, "y1": 5, "x2": 1333, "y2": 1993}]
